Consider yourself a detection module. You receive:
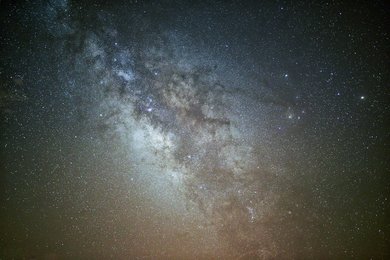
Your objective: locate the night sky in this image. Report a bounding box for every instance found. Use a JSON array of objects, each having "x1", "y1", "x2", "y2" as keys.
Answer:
[{"x1": 0, "y1": 0, "x2": 389, "y2": 259}]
